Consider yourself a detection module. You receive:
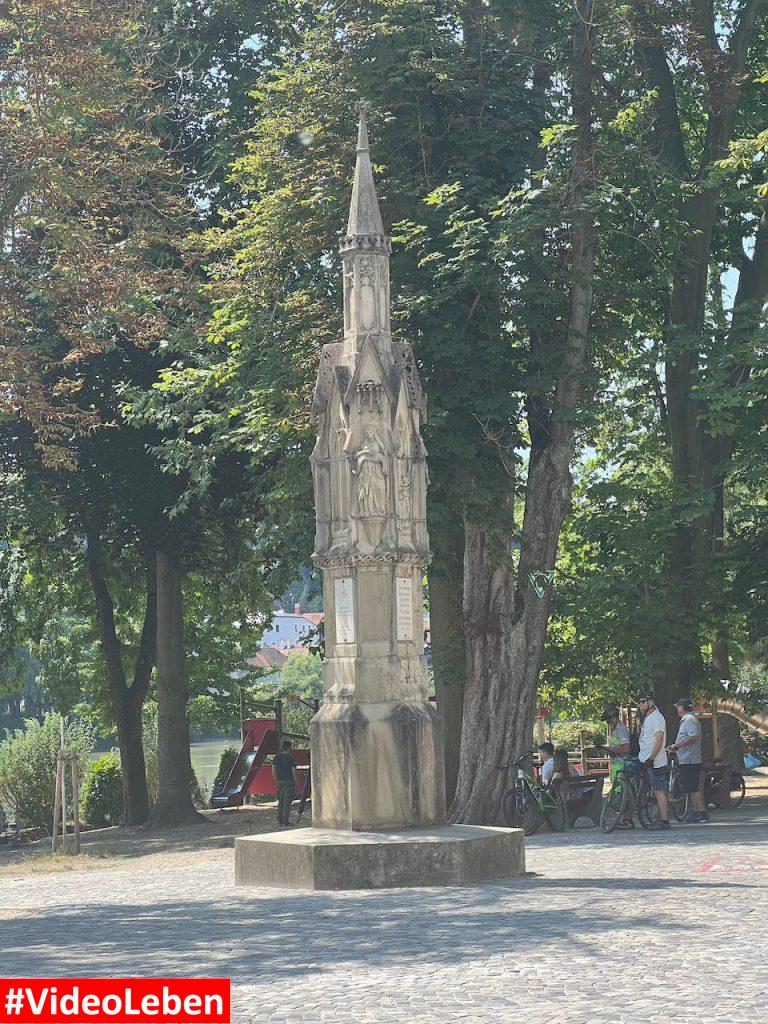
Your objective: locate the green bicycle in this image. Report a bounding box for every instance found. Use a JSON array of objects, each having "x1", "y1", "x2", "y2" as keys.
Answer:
[
  {"x1": 498, "y1": 753, "x2": 567, "y2": 835},
  {"x1": 600, "y1": 756, "x2": 662, "y2": 832}
]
